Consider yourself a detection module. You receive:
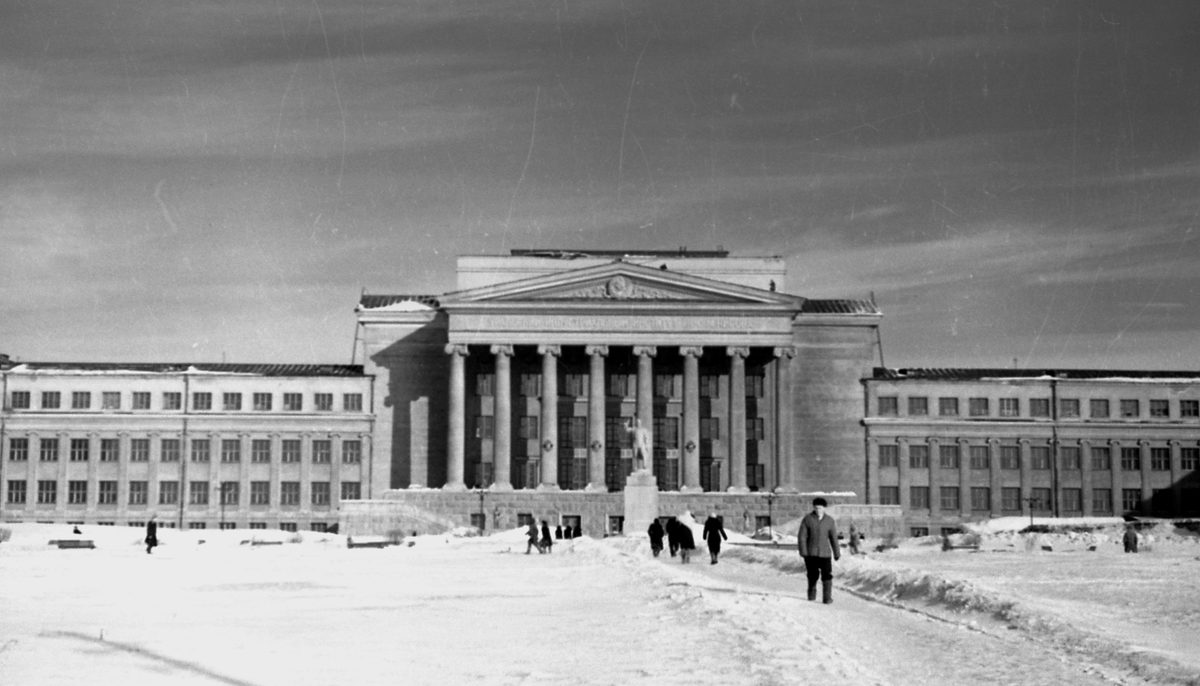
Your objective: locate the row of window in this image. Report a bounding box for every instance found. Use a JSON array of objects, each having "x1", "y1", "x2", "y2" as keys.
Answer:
[
  {"x1": 878, "y1": 442, "x2": 1199, "y2": 471},
  {"x1": 7, "y1": 437, "x2": 363, "y2": 464},
  {"x1": 7, "y1": 391, "x2": 364, "y2": 413},
  {"x1": 30, "y1": 520, "x2": 336, "y2": 532},
  {"x1": 879, "y1": 485, "x2": 1188, "y2": 514},
  {"x1": 877, "y1": 396, "x2": 1200, "y2": 420},
  {"x1": 474, "y1": 373, "x2": 768, "y2": 399},
  {"x1": 471, "y1": 415, "x2": 768, "y2": 444},
  {"x1": 5, "y1": 480, "x2": 362, "y2": 506}
]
